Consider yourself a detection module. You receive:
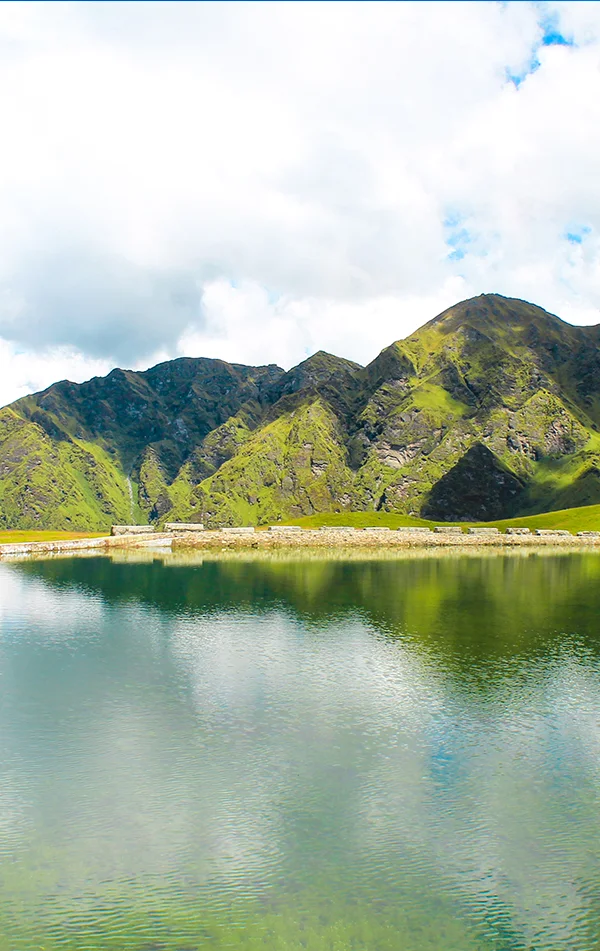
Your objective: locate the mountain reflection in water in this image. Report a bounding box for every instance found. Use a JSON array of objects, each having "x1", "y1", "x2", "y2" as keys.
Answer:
[{"x1": 1, "y1": 551, "x2": 599, "y2": 951}]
